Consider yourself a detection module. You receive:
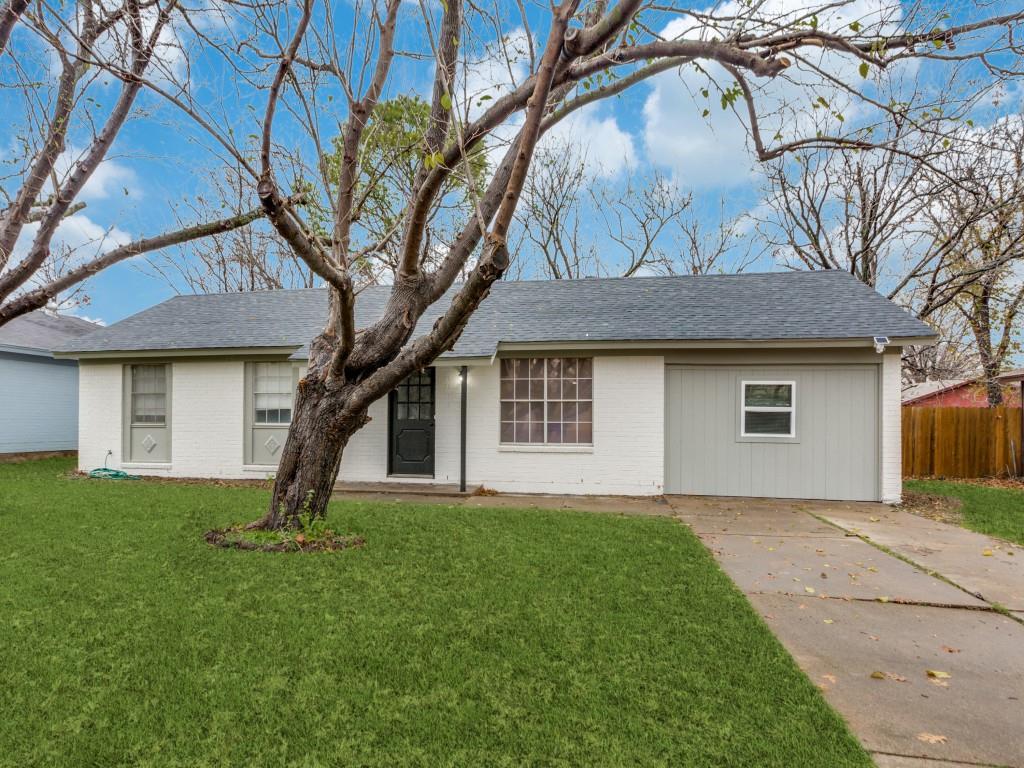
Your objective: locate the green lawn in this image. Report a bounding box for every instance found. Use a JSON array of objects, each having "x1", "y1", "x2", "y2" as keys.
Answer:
[
  {"x1": 0, "y1": 458, "x2": 869, "y2": 768},
  {"x1": 905, "y1": 479, "x2": 1024, "y2": 545}
]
